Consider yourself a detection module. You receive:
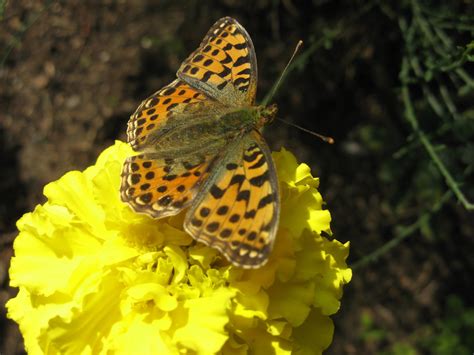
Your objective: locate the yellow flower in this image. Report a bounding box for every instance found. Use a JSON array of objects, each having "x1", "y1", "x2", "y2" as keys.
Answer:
[{"x1": 7, "y1": 141, "x2": 351, "y2": 354}]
